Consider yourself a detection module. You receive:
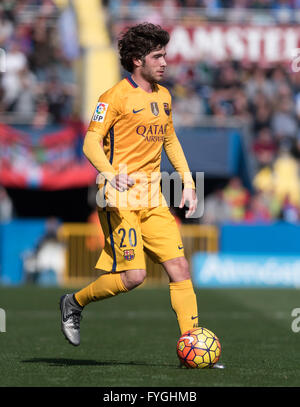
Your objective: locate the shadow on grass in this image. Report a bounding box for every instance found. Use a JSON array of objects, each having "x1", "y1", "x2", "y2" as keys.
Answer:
[{"x1": 22, "y1": 358, "x2": 177, "y2": 368}]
